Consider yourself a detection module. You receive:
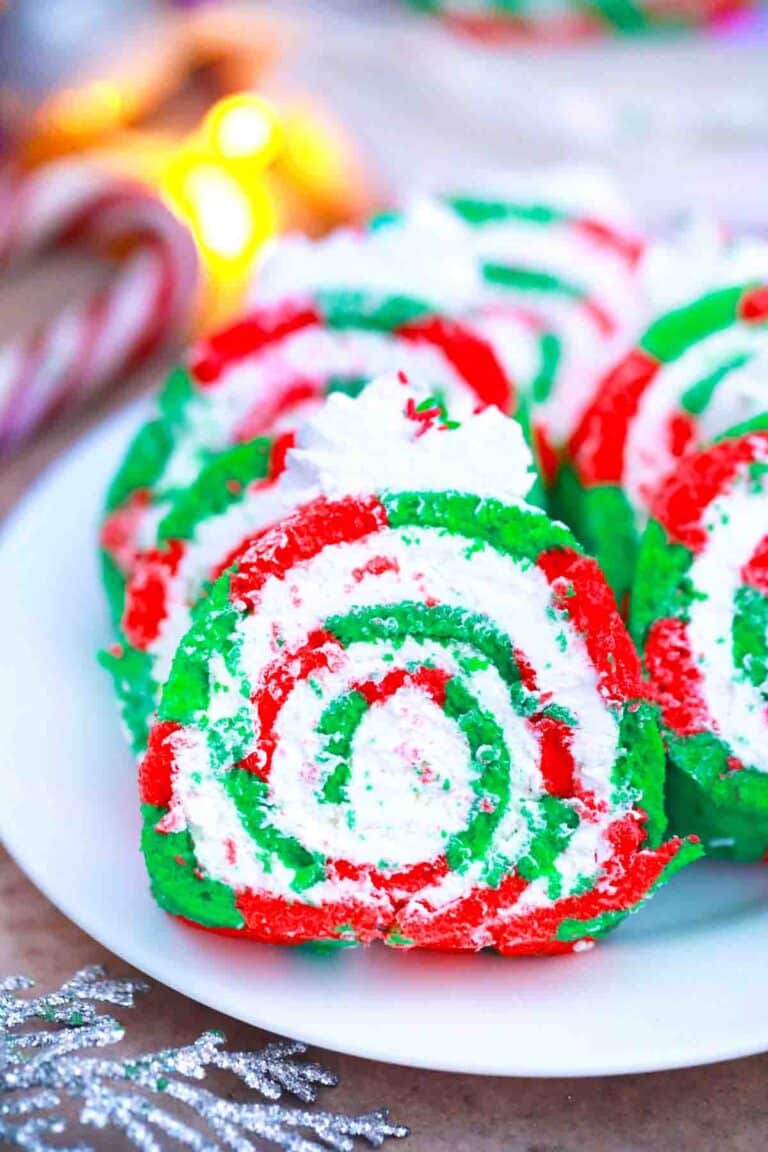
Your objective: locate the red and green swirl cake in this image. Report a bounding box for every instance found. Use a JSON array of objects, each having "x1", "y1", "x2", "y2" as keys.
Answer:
[
  {"x1": 418, "y1": 180, "x2": 644, "y2": 481},
  {"x1": 100, "y1": 297, "x2": 526, "y2": 754},
  {"x1": 631, "y1": 415, "x2": 768, "y2": 861},
  {"x1": 138, "y1": 377, "x2": 698, "y2": 954},
  {"x1": 255, "y1": 181, "x2": 645, "y2": 486},
  {"x1": 563, "y1": 281, "x2": 768, "y2": 605}
]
